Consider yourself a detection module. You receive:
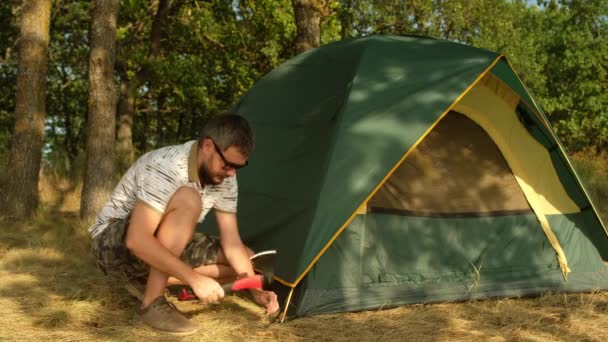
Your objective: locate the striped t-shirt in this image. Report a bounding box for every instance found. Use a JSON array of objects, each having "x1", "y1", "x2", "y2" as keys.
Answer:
[{"x1": 88, "y1": 140, "x2": 237, "y2": 238}]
